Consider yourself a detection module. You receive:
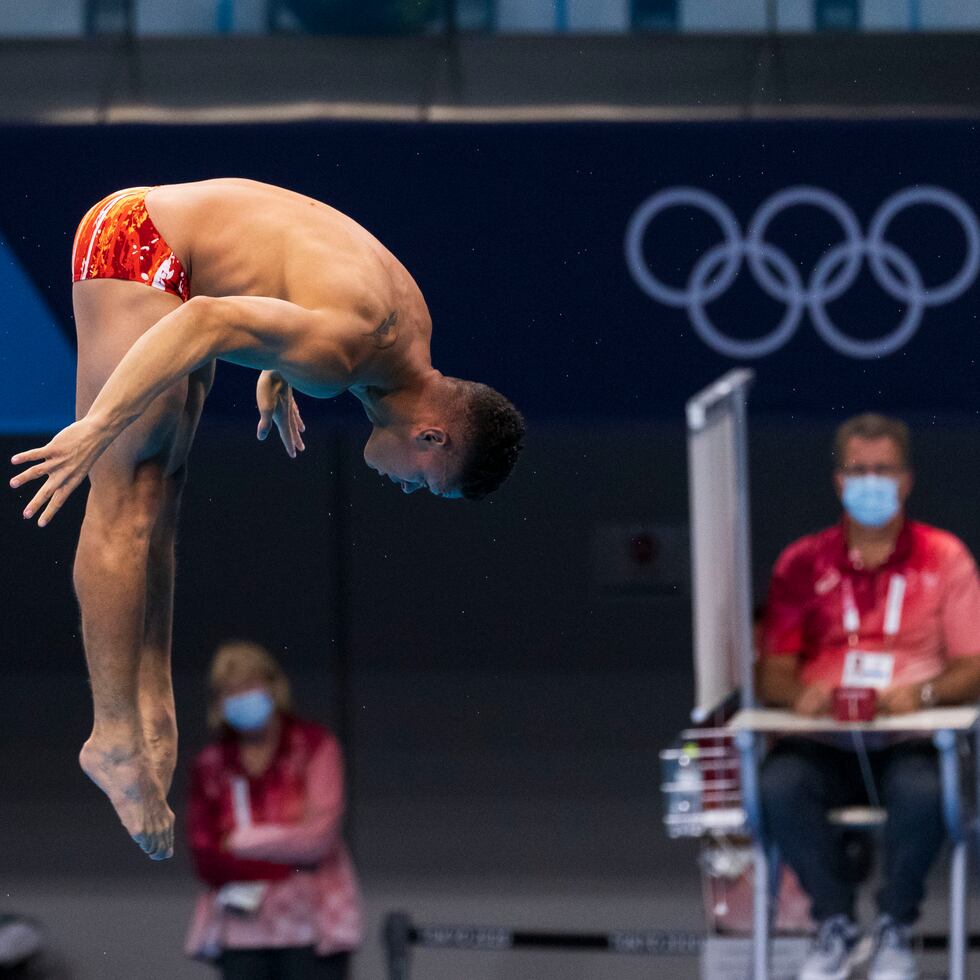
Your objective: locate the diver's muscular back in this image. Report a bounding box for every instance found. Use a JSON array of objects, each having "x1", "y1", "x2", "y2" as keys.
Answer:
[{"x1": 145, "y1": 179, "x2": 431, "y2": 379}]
